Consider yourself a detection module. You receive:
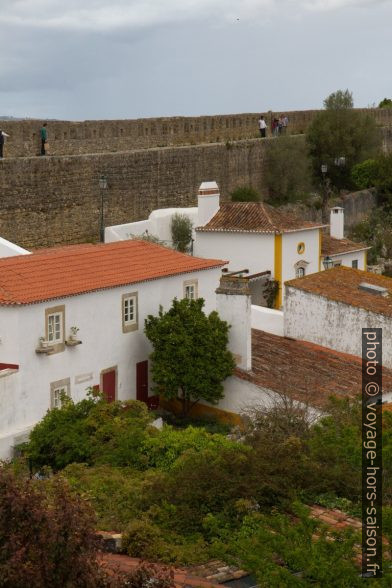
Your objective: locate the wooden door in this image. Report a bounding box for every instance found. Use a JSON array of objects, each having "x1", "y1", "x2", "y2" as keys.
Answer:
[
  {"x1": 102, "y1": 369, "x2": 116, "y2": 403},
  {"x1": 136, "y1": 360, "x2": 149, "y2": 403}
]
